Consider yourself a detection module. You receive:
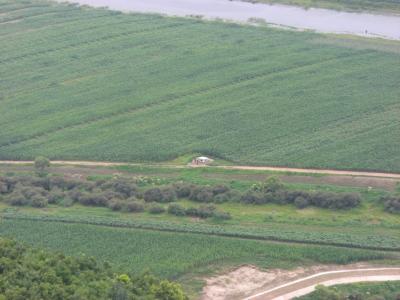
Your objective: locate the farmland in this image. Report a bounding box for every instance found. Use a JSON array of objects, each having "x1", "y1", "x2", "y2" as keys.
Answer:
[
  {"x1": 0, "y1": 163, "x2": 399, "y2": 297},
  {"x1": 1, "y1": 0, "x2": 400, "y2": 171}
]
